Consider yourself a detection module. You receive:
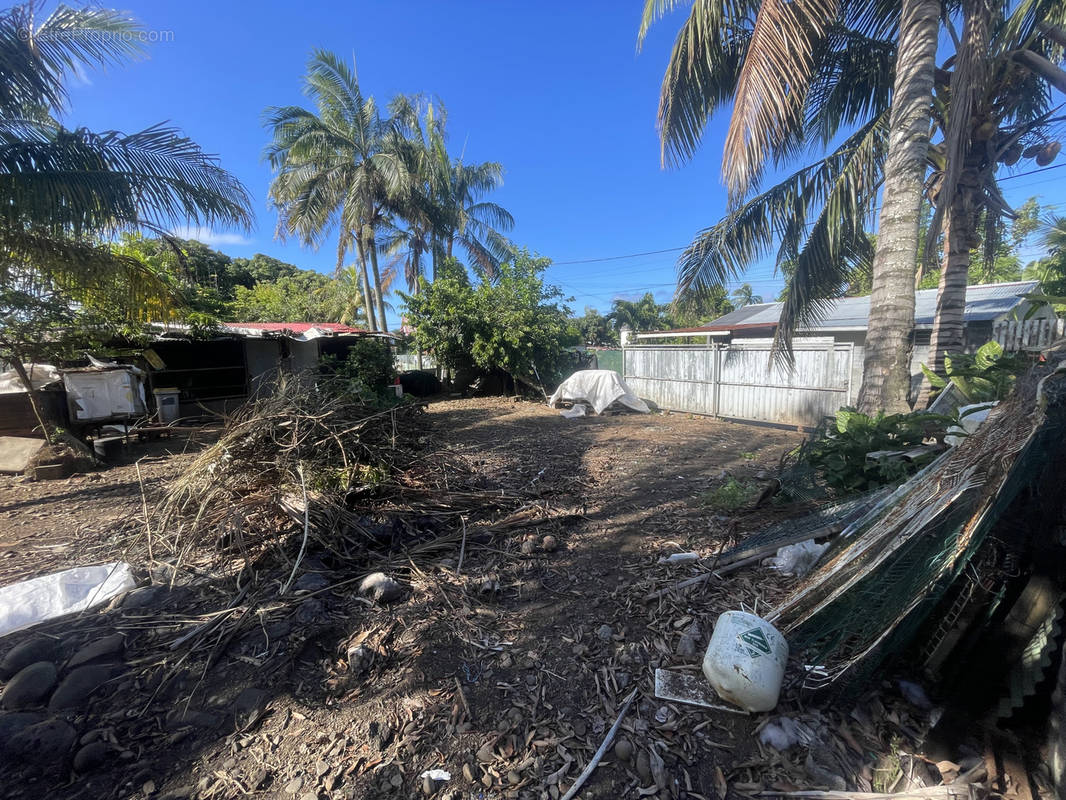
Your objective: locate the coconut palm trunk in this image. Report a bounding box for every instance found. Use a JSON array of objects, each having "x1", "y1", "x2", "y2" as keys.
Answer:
[
  {"x1": 925, "y1": 0, "x2": 993, "y2": 386},
  {"x1": 928, "y1": 170, "x2": 981, "y2": 375},
  {"x1": 366, "y1": 223, "x2": 389, "y2": 331},
  {"x1": 857, "y1": 0, "x2": 940, "y2": 414},
  {"x1": 355, "y1": 236, "x2": 378, "y2": 331}
]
